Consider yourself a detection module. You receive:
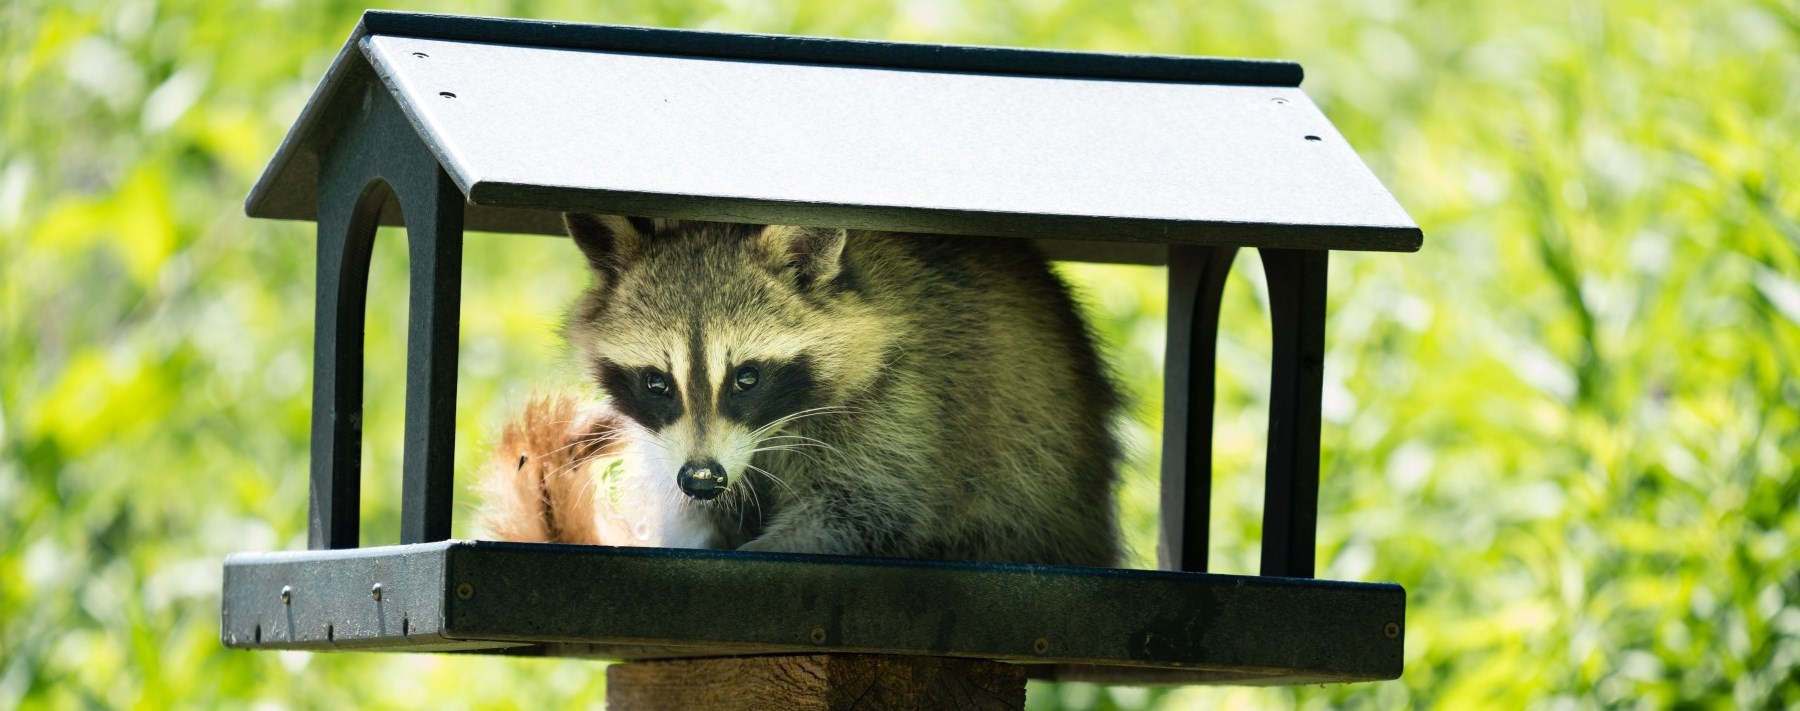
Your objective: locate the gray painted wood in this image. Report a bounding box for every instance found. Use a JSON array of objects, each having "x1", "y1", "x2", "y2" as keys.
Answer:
[
  {"x1": 243, "y1": 12, "x2": 1421, "y2": 258},
  {"x1": 364, "y1": 35, "x2": 1415, "y2": 251}
]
